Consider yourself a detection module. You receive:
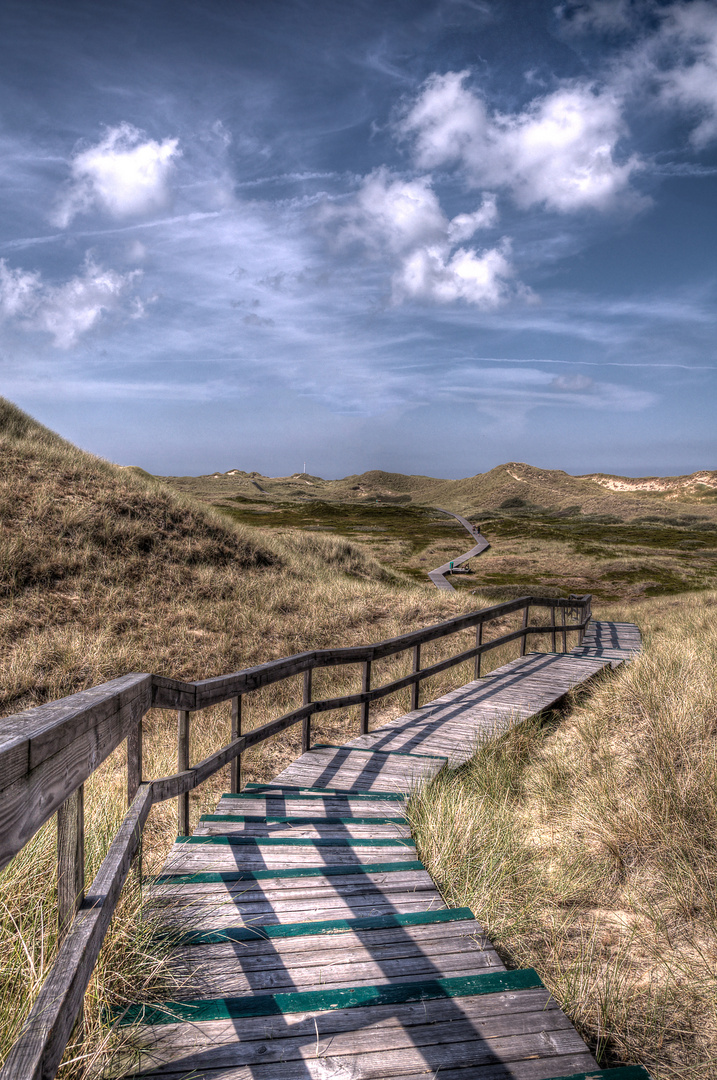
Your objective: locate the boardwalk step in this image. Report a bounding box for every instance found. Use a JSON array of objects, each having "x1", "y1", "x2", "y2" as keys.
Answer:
[
  {"x1": 311, "y1": 743, "x2": 448, "y2": 760},
  {"x1": 180, "y1": 906, "x2": 478, "y2": 944},
  {"x1": 240, "y1": 783, "x2": 407, "y2": 798},
  {"x1": 198, "y1": 814, "x2": 406, "y2": 824},
  {"x1": 119, "y1": 968, "x2": 543, "y2": 1025},
  {"x1": 542, "y1": 1070, "x2": 651, "y2": 1080},
  {"x1": 156, "y1": 858, "x2": 425, "y2": 884},
  {"x1": 175, "y1": 834, "x2": 413, "y2": 847}
]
